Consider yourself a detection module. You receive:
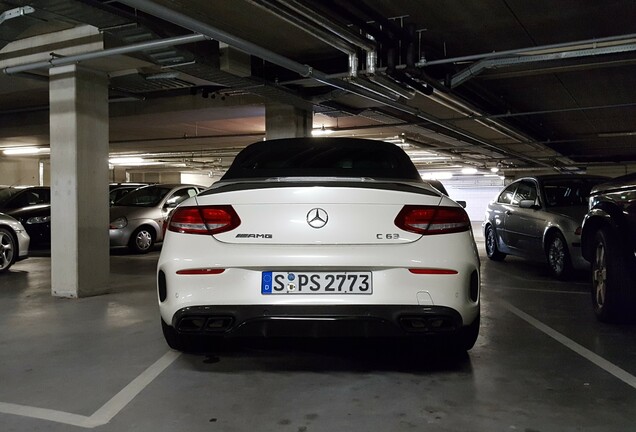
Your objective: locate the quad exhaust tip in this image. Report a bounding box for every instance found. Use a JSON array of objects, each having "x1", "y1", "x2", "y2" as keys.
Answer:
[{"x1": 177, "y1": 316, "x2": 234, "y2": 333}]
